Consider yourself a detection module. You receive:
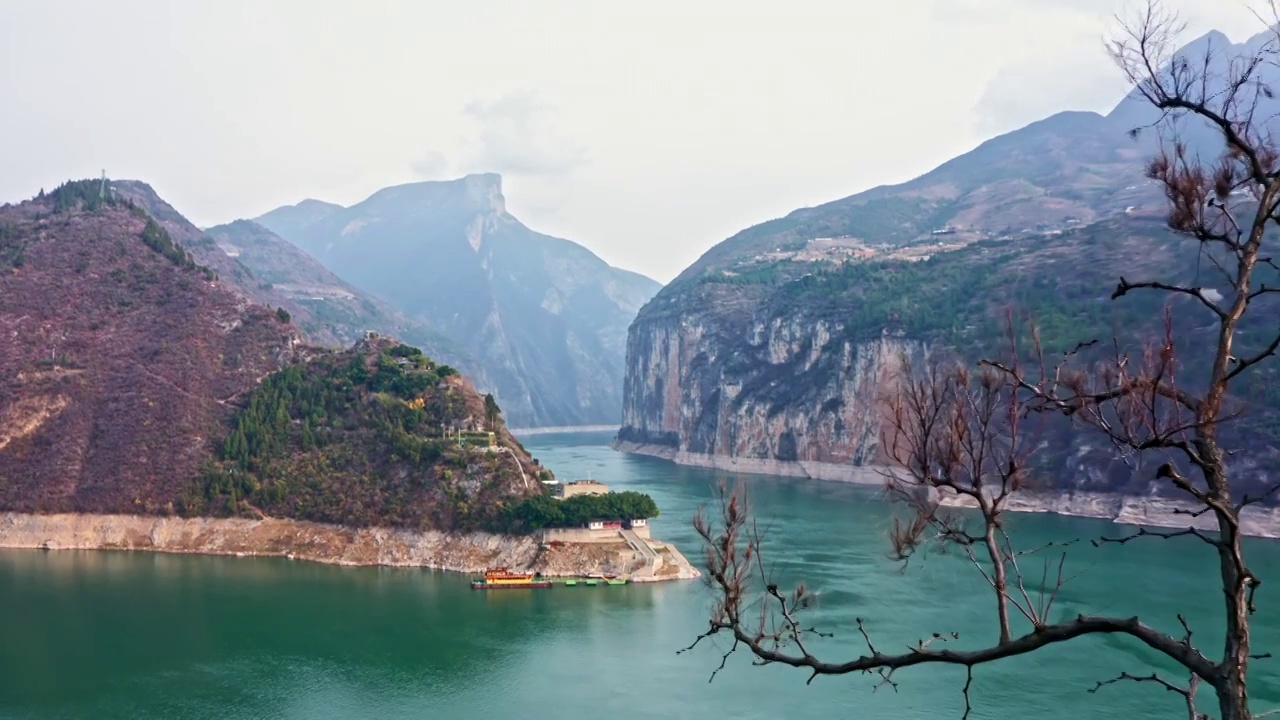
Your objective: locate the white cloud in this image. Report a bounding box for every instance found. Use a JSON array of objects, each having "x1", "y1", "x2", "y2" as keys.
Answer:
[
  {"x1": 457, "y1": 92, "x2": 589, "y2": 178},
  {"x1": 964, "y1": 0, "x2": 1258, "y2": 137},
  {"x1": 972, "y1": 38, "x2": 1128, "y2": 135},
  {"x1": 409, "y1": 150, "x2": 451, "y2": 179}
]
